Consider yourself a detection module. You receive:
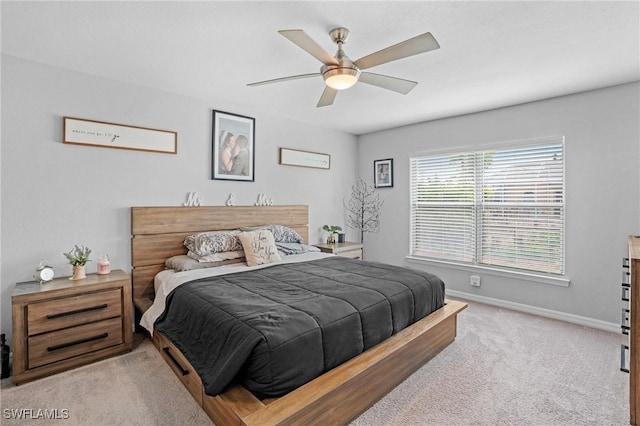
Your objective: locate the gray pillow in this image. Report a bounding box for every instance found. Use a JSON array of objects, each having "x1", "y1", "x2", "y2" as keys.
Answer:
[
  {"x1": 276, "y1": 242, "x2": 320, "y2": 256},
  {"x1": 184, "y1": 230, "x2": 242, "y2": 256},
  {"x1": 240, "y1": 225, "x2": 303, "y2": 243}
]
